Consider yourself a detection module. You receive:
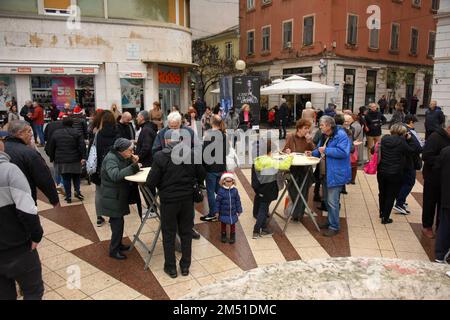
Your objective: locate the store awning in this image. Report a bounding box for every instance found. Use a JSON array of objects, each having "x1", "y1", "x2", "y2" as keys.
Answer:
[
  {"x1": 142, "y1": 60, "x2": 198, "y2": 68},
  {"x1": 0, "y1": 63, "x2": 101, "y2": 75}
]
